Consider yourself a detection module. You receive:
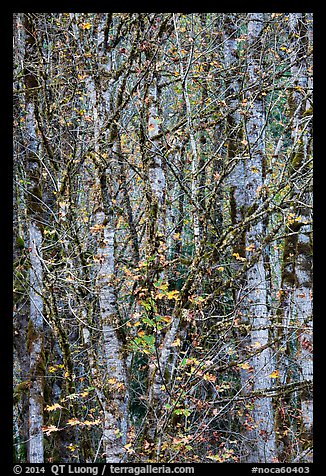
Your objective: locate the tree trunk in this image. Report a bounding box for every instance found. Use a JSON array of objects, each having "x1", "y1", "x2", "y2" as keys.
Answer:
[
  {"x1": 96, "y1": 168, "x2": 129, "y2": 462},
  {"x1": 173, "y1": 13, "x2": 201, "y2": 255},
  {"x1": 28, "y1": 221, "x2": 45, "y2": 463},
  {"x1": 288, "y1": 13, "x2": 313, "y2": 461},
  {"x1": 23, "y1": 13, "x2": 45, "y2": 462},
  {"x1": 245, "y1": 13, "x2": 276, "y2": 462}
]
